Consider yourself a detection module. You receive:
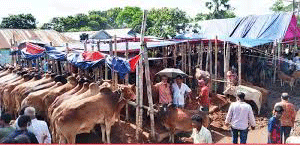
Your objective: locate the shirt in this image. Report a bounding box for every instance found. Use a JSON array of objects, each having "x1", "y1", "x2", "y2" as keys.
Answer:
[
  {"x1": 1, "y1": 129, "x2": 39, "y2": 144},
  {"x1": 293, "y1": 56, "x2": 300, "y2": 70},
  {"x1": 225, "y1": 101, "x2": 256, "y2": 130},
  {"x1": 27, "y1": 118, "x2": 51, "y2": 144},
  {"x1": 191, "y1": 126, "x2": 212, "y2": 144},
  {"x1": 274, "y1": 101, "x2": 296, "y2": 127},
  {"x1": 155, "y1": 82, "x2": 172, "y2": 104},
  {"x1": 268, "y1": 116, "x2": 281, "y2": 144},
  {"x1": 0, "y1": 126, "x2": 15, "y2": 140},
  {"x1": 199, "y1": 86, "x2": 210, "y2": 107},
  {"x1": 172, "y1": 83, "x2": 191, "y2": 106}
]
